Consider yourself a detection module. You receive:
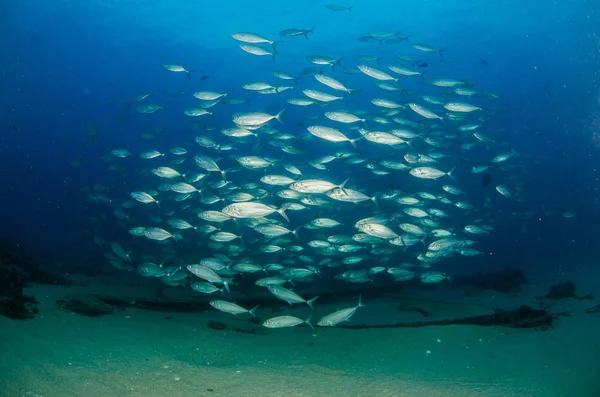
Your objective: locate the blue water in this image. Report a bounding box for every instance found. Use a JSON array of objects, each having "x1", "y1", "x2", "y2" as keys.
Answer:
[{"x1": 1, "y1": 0, "x2": 599, "y2": 277}]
